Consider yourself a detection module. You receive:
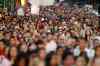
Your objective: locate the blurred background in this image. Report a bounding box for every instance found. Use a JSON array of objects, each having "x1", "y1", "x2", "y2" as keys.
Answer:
[
  {"x1": 0, "y1": 0, "x2": 100, "y2": 66},
  {"x1": 0, "y1": 0, "x2": 99, "y2": 15}
]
